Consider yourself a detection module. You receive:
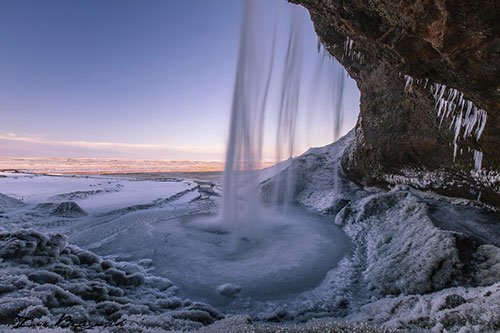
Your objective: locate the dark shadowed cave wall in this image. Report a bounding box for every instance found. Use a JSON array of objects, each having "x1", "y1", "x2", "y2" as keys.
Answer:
[{"x1": 291, "y1": 0, "x2": 499, "y2": 207}]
